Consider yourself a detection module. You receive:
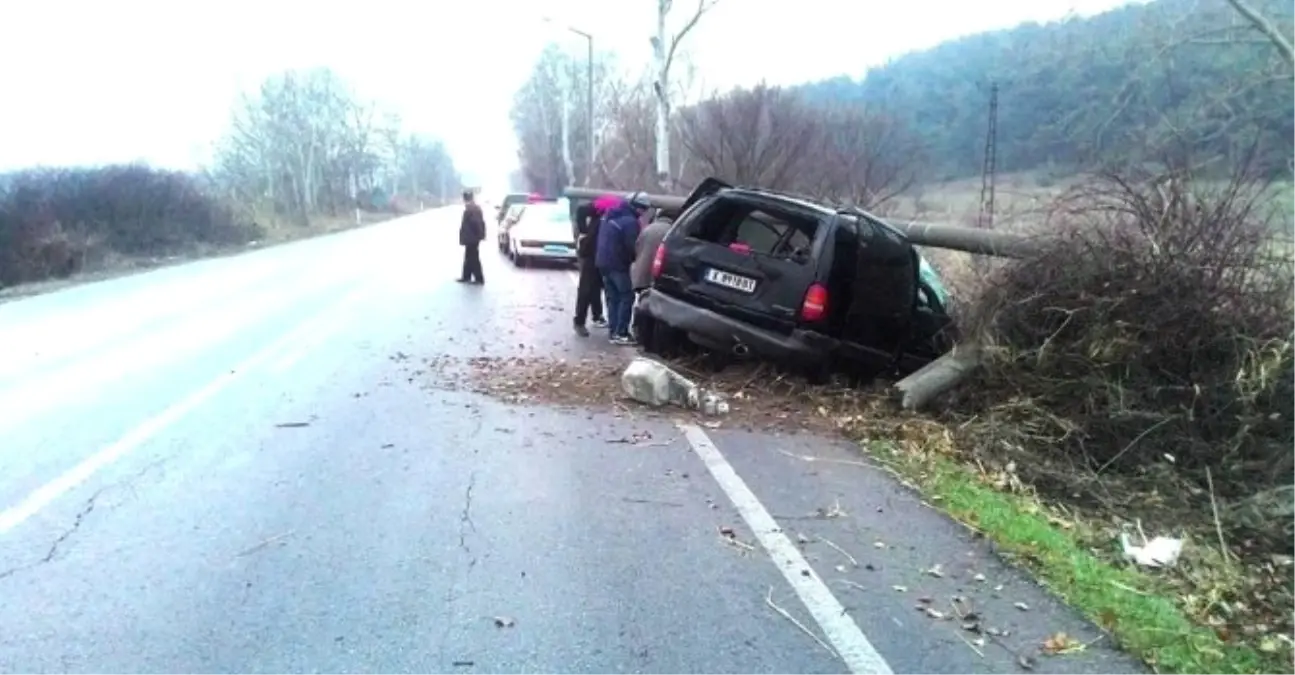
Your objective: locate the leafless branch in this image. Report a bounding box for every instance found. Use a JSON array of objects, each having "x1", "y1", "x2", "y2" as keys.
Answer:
[{"x1": 1224, "y1": 0, "x2": 1294, "y2": 67}]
